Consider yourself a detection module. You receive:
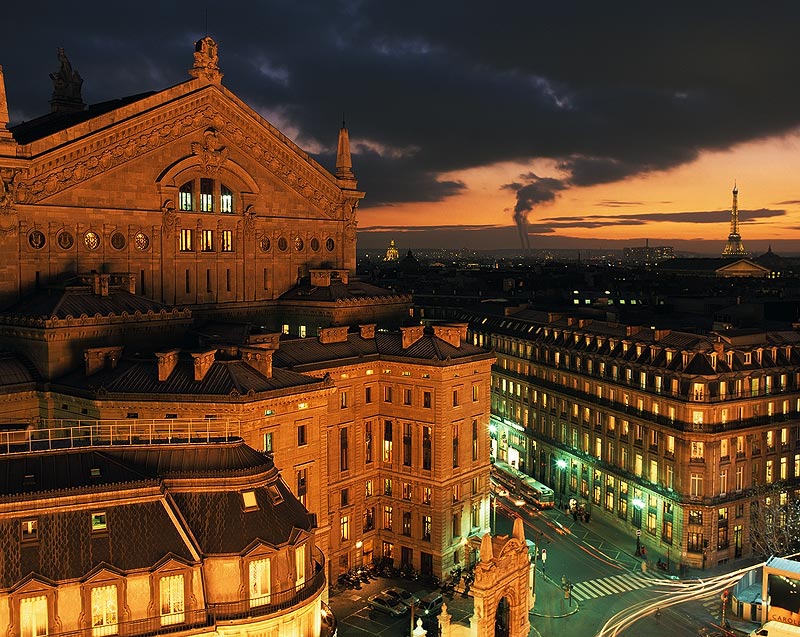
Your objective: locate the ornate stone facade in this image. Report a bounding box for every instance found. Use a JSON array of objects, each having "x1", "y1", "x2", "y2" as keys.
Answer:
[{"x1": 0, "y1": 40, "x2": 363, "y2": 310}]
